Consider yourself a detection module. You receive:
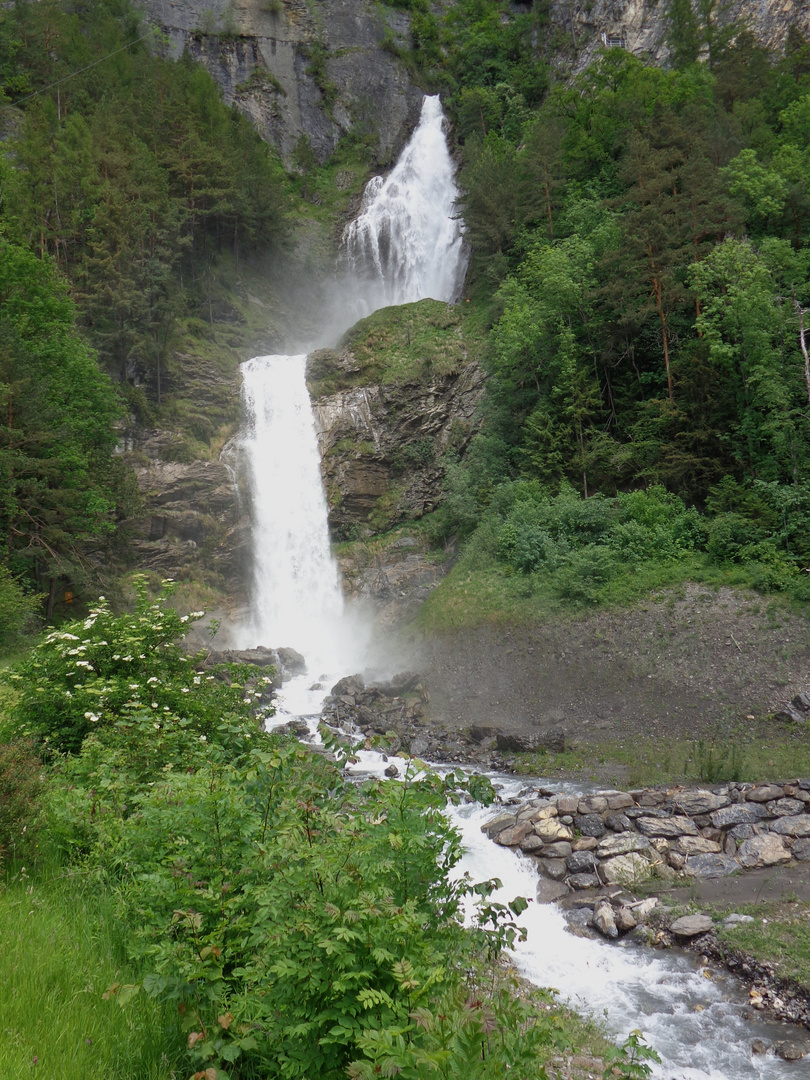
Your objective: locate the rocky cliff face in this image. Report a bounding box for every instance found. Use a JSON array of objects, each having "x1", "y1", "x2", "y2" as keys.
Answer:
[
  {"x1": 554, "y1": 0, "x2": 810, "y2": 71},
  {"x1": 139, "y1": 0, "x2": 423, "y2": 164}
]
